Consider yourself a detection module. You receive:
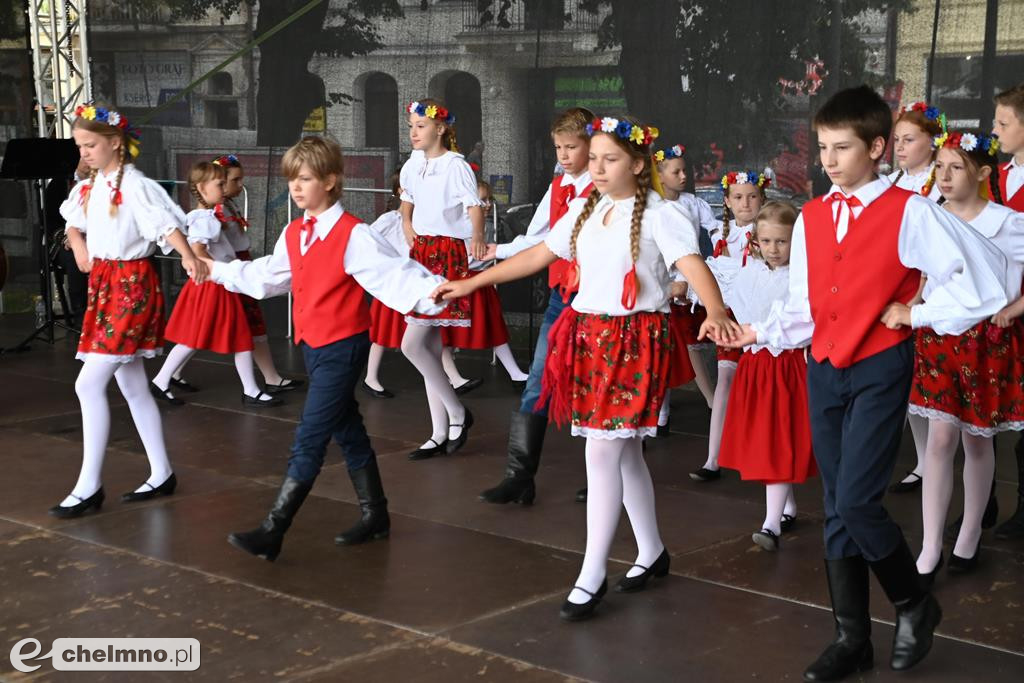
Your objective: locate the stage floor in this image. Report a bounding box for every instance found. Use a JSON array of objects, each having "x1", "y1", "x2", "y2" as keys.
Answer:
[{"x1": 1, "y1": 310, "x2": 1022, "y2": 682}]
